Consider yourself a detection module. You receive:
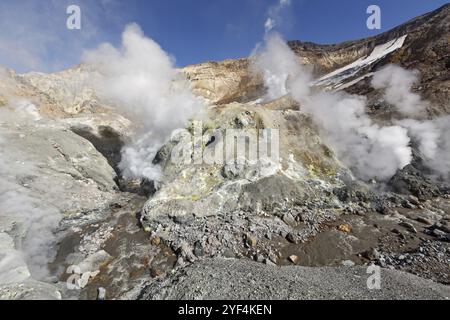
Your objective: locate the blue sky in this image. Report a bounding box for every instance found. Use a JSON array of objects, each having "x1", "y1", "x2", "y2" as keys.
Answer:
[{"x1": 0, "y1": 0, "x2": 448, "y2": 72}]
